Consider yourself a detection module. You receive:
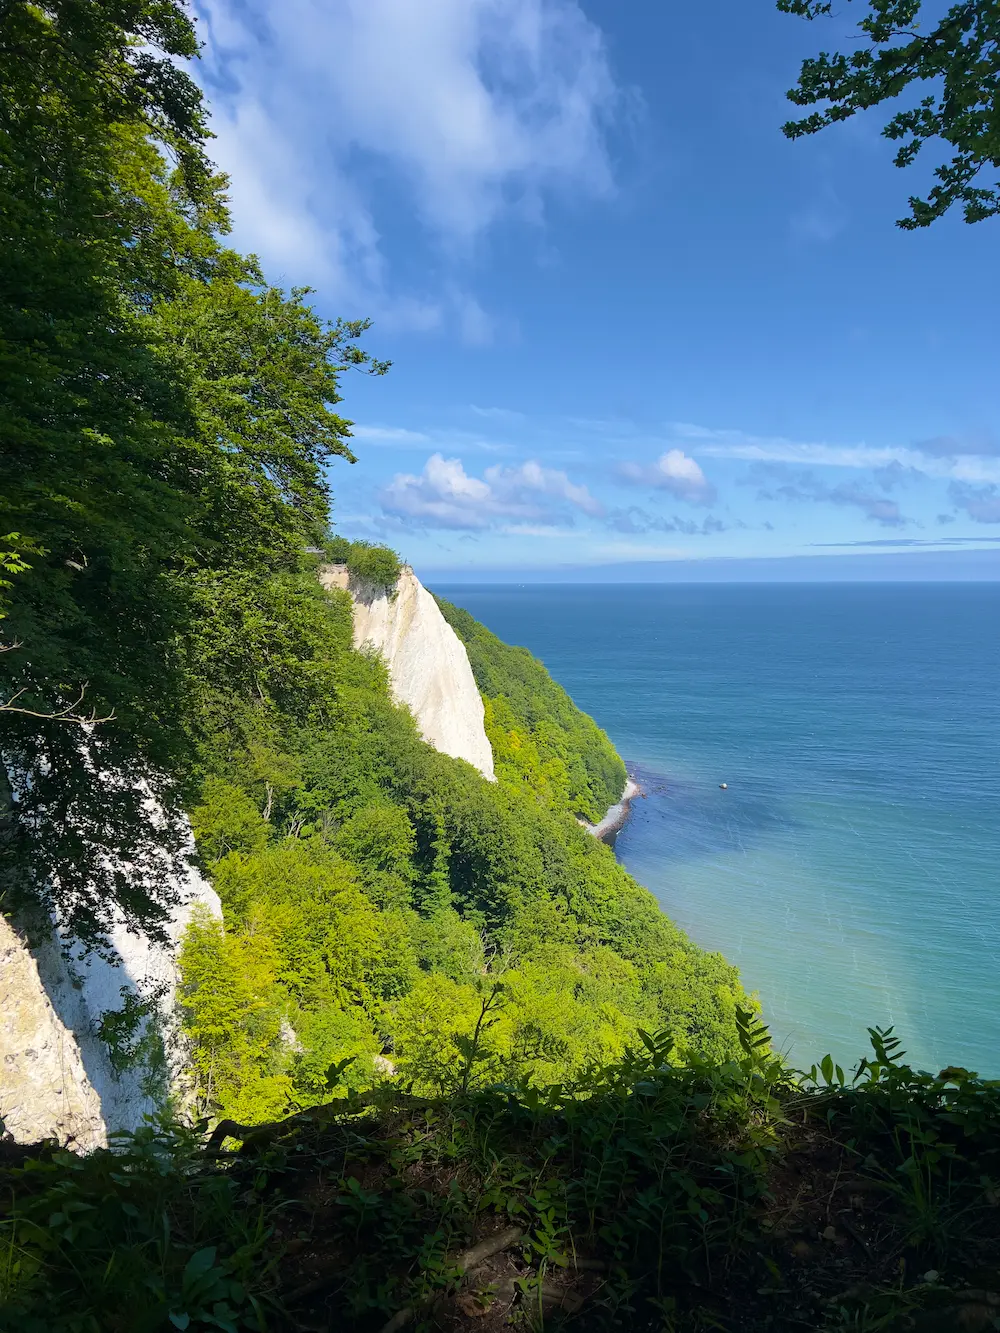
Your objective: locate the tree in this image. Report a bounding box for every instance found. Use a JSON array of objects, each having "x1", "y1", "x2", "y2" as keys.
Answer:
[
  {"x1": 779, "y1": 0, "x2": 1000, "y2": 228},
  {"x1": 0, "y1": 0, "x2": 387, "y2": 942}
]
